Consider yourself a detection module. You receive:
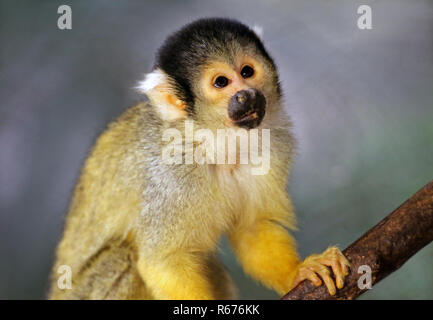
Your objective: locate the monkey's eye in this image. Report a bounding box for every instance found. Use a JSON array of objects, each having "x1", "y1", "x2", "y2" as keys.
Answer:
[
  {"x1": 213, "y1": 76, "x2": 229, "y2": 88},
  {"x1": 241, "y1": 65, "x2": 254, "y2": 78}
]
